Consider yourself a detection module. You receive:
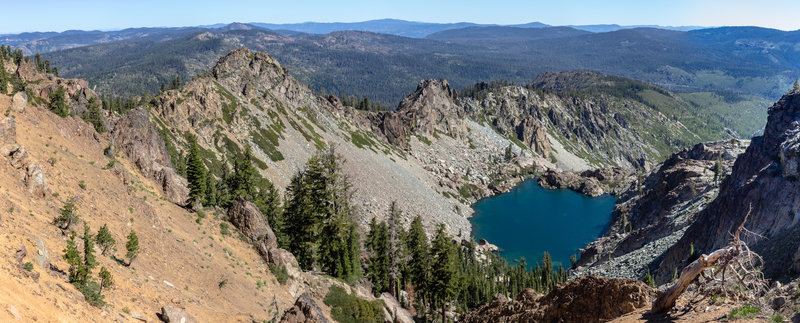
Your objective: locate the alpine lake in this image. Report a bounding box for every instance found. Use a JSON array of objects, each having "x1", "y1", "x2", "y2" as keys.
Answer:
[{"x1": 470, "y1": 179, "x2": 617, "y2": 268}]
